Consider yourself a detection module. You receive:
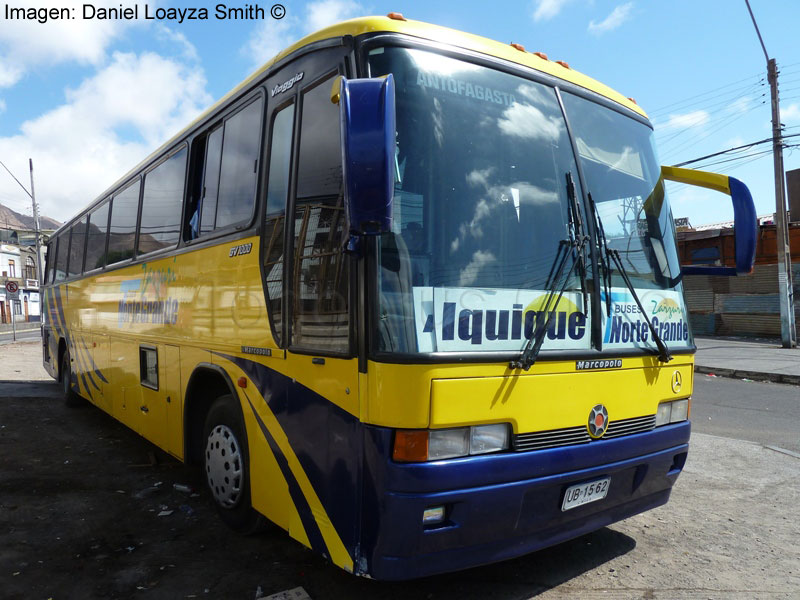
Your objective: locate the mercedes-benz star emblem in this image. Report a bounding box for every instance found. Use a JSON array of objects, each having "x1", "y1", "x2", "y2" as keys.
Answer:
[
  {"x1": 588, "y1": 404, "x2": 609, "y2": 438},
  {"x1": 671, "y1": 370, "x2": 683, "y2": 394}
]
